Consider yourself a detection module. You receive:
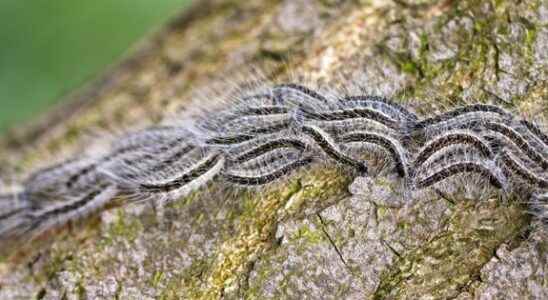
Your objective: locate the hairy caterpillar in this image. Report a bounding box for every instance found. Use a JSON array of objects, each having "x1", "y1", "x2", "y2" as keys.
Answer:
[{"x1": 1, "y1": 82, "x2": 547, "y2": 254}]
